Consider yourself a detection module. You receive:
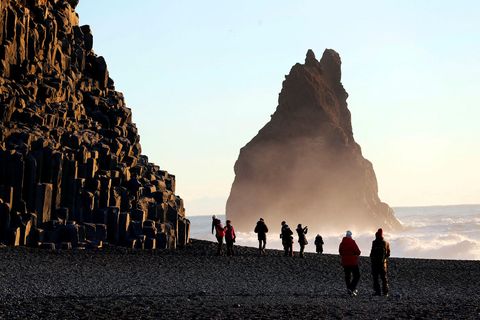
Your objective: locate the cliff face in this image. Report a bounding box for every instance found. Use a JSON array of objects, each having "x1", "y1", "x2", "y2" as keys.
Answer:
[
  {"x1": 0, "y1": 0, "x2": 189, "y2": 249},
  {"x1": 226, "y1": 49, "x2": 401, "y2": 232}
]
